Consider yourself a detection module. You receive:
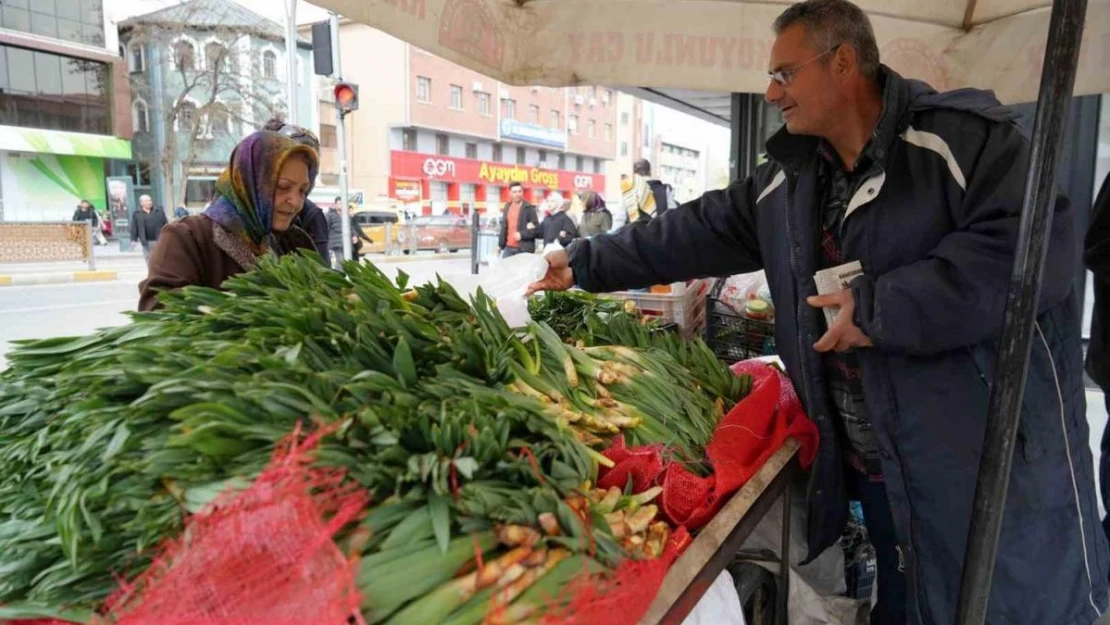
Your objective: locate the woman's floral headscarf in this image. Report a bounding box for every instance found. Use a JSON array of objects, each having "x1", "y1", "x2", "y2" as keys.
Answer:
[{"x1": 204, "y1": 131, "x2": 319, "y2": 246}]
